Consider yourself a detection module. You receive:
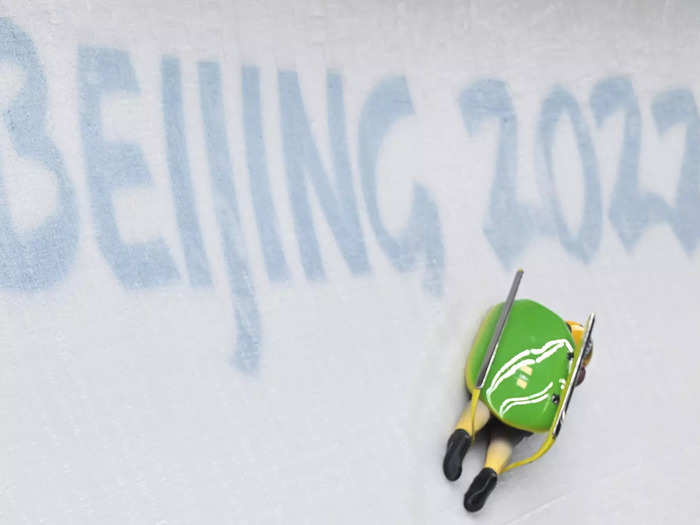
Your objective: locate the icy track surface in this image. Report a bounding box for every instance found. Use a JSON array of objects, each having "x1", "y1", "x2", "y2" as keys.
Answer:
[{"x1": 2, "y1": 1, "x2": 700, "y2": 523}]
